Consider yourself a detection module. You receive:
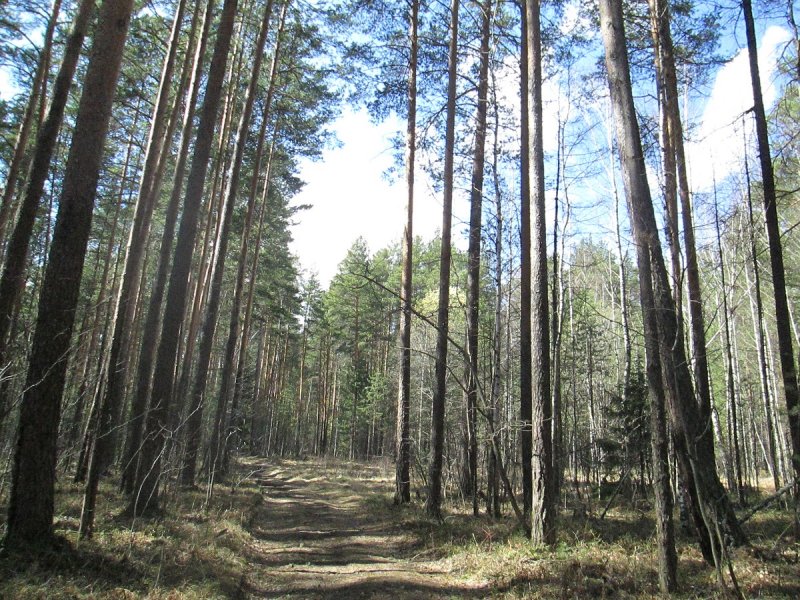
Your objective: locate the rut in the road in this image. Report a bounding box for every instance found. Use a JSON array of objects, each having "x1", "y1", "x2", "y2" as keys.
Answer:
[{"x1": 237, "y1": 460, "x2": 488, "y2": 599}]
